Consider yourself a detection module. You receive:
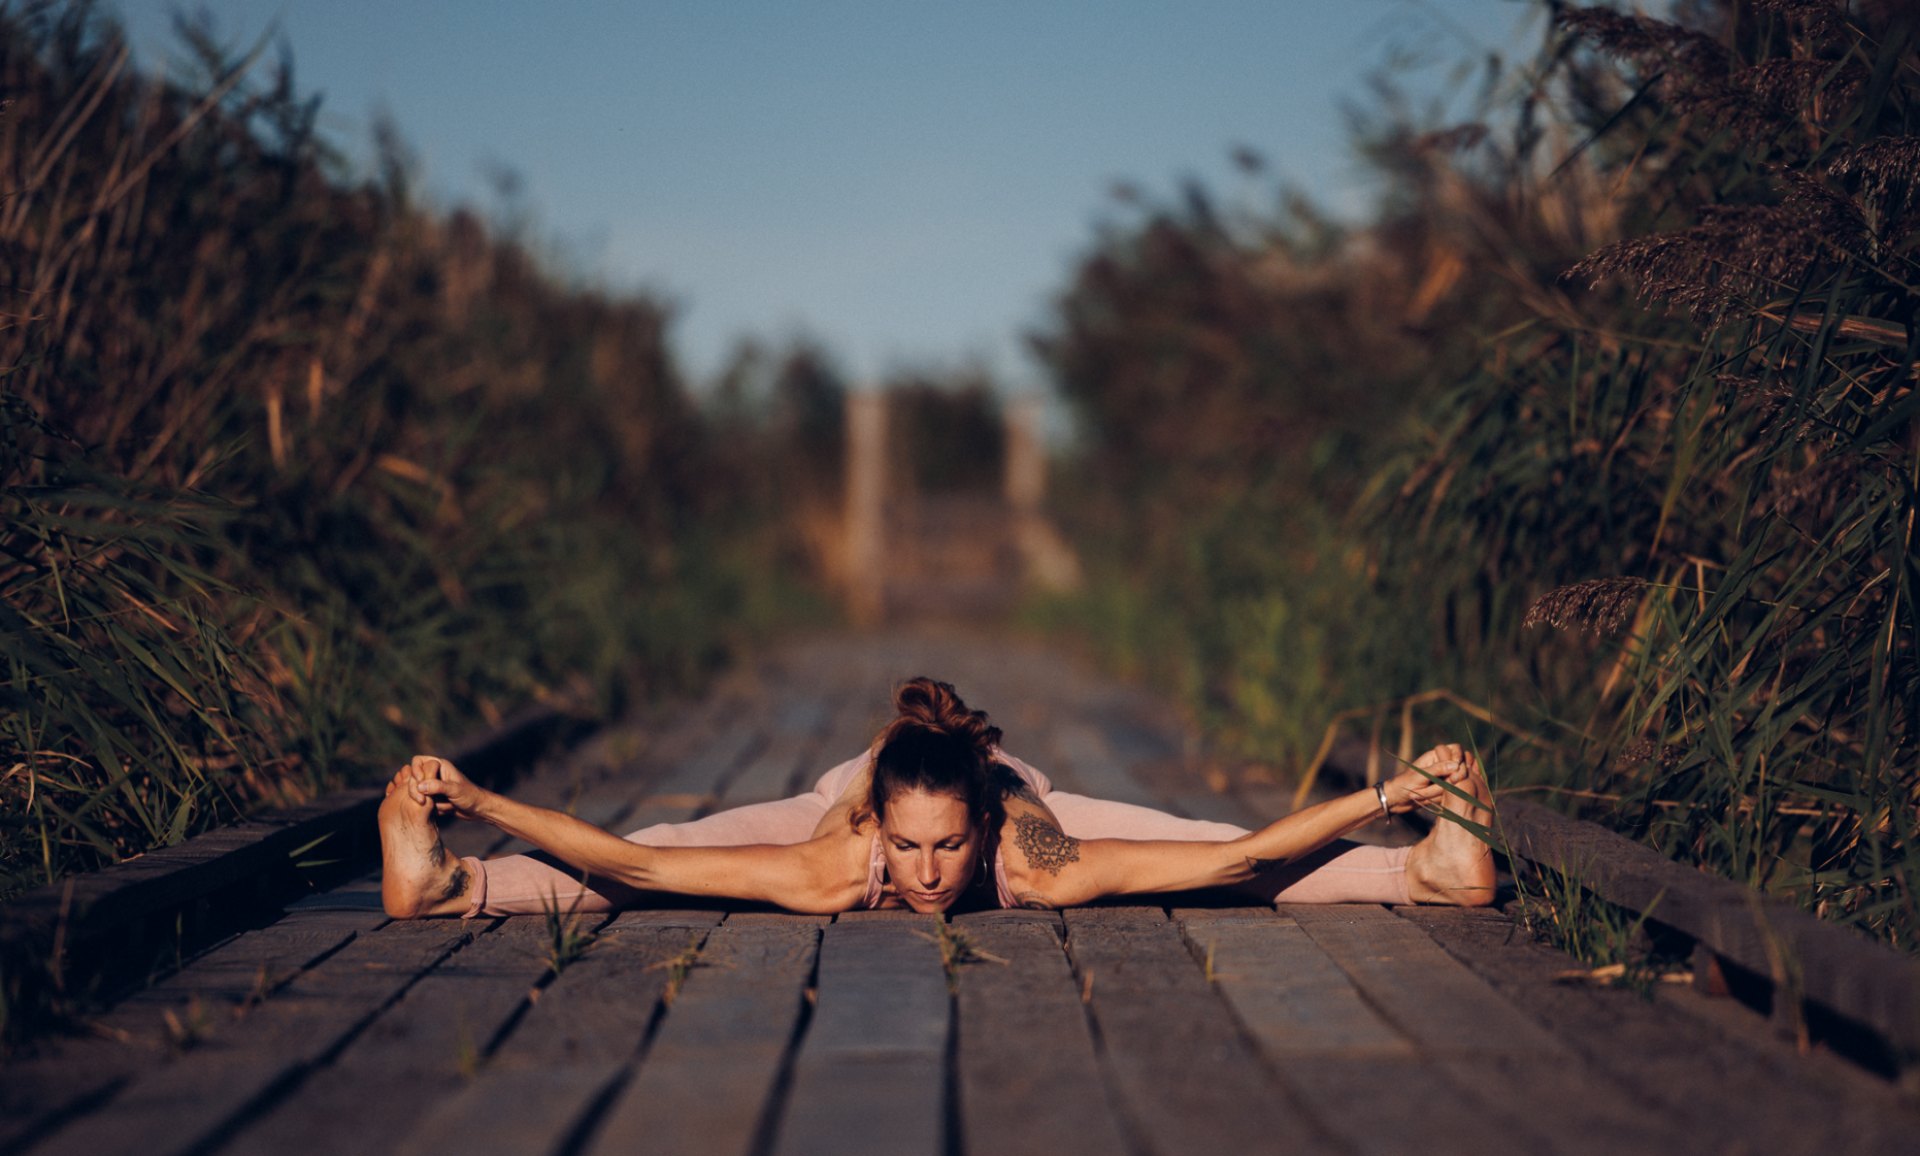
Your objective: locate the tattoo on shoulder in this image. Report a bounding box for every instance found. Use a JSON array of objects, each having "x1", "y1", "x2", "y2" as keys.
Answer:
[
  {"x1": 1012, "y1": 813, "x2": 1081, "y2": 875},
  {"x1": 439, "y1": 865, "x2": 470, "y2": 903}
]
